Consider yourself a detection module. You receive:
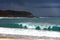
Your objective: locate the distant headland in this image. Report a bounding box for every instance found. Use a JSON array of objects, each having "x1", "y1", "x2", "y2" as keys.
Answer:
[{"x1": 0, "y1": 10, "x2": 34, "y2": 17}]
